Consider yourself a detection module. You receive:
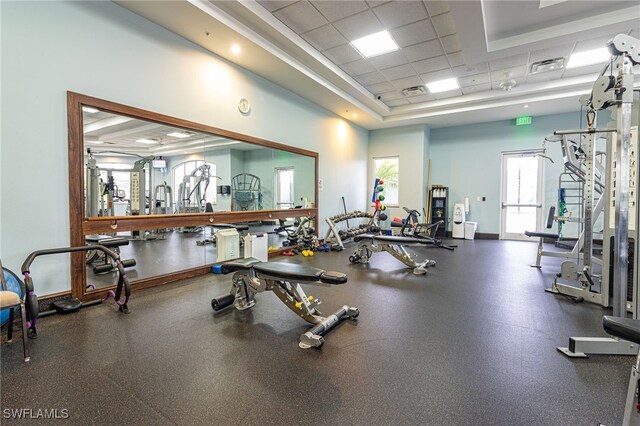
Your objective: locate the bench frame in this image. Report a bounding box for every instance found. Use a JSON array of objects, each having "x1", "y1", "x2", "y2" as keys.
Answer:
[{"x1": 350, "y1": 235, "x2": 435, "y2": 275}]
